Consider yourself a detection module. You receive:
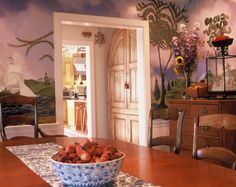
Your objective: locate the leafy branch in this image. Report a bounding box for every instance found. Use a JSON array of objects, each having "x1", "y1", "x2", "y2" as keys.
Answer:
[
  {"x1": 8, "y1": 31, "x2": 54, "y2": 62},
  {"x1": 203, "y1": 13, "x2": 231, "y2": 47}
]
